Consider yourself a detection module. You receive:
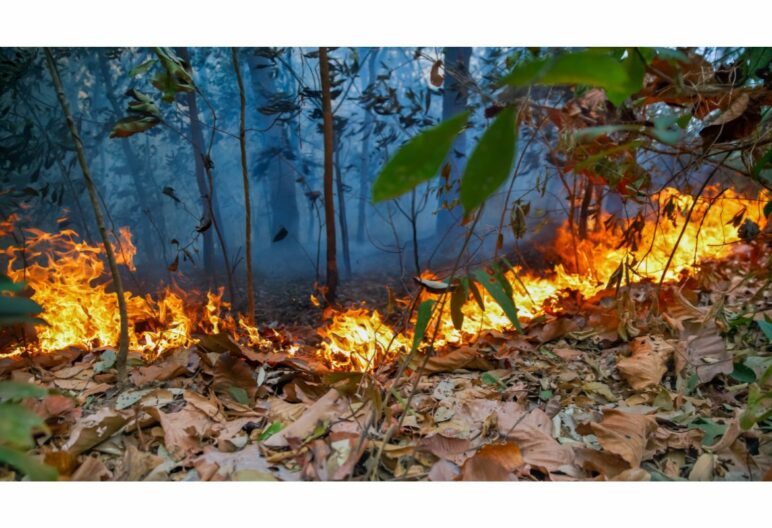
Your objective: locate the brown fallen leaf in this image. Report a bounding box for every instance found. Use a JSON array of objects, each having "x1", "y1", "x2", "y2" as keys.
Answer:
[
  {"x1": 617, "y1": 335, "x2": 674, "y2": 390},
  {"x1": 130, "y1": 348, "x2": 192, "y2": 386},
  {"x1": 146, "y1": 404, "x2": 214, "y2": 460},
  {"x1": 194, "y1": 445, "x2": 277, "y2": 481},
  {"x1": 213, "y1": 352, "x2": 257, "y2": 404},
  {"x1": 419, "y1": 434, "x2": 474, "y2": 466},
  {"x1": 573, "y1": 446, "x2": 630, "y2": 479},
  {"x1": 118, "y1": 444, "x2": 164, "y2": 481},
  {"x1": 263, "y1": 388, "x2": 344, "y2": 448},
  {"x1": 689, "y1": 453, "x2": 715, "y2": 481},
  {"x1": 422, "y1": 346, "x2": 494, "y2": 373},
  {"x1": 589, "y1": 409, "x2": 658, "y2": 468},
  {"x1": 504, "y1": 409, "x2": 575, "y2": 471},
  {"x1": 676, "y1": 326, "x2": 732, "y2": 383},
  {"x1": 460, "y1": 441, "x2": 524, "y2": 481},
  {"x1": 71, "y1": 455, "x2": 113, "y2": 481},
  {"x1": 428, "y1": 459, "x2": 460, "y2": 481},
  {"x1": 62, "y1": 407, "x2": 129, "y2": 455},
  {"x1": 611, "y1": 467, "x2": 651, "y2": 481}
]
